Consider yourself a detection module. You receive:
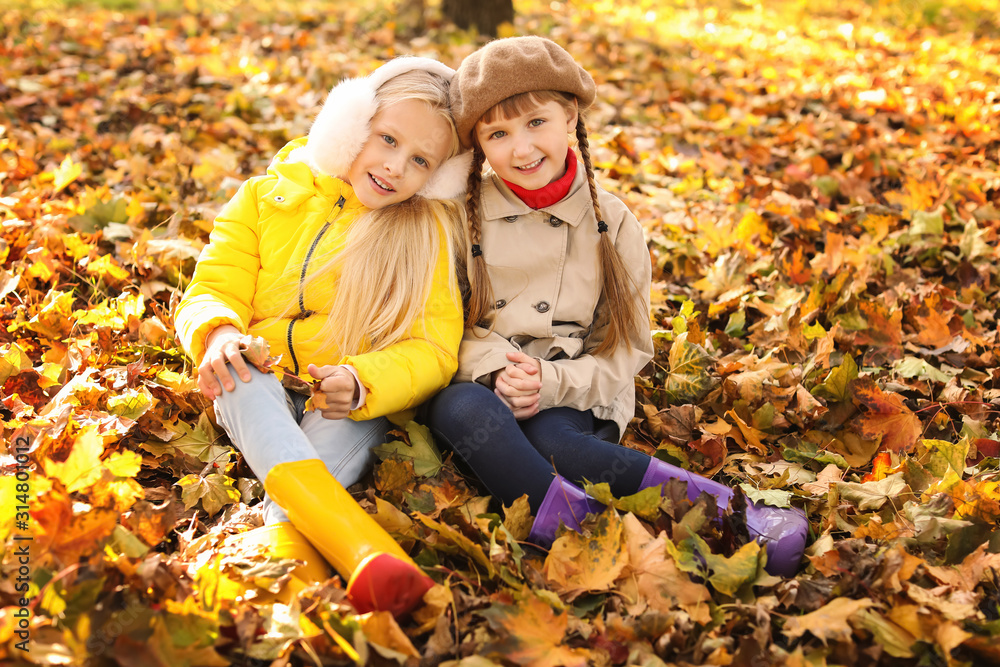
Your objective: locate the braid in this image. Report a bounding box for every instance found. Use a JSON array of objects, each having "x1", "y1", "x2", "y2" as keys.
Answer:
[
  {"x1": 577, "y1": 117, "x2": 642, "y2": 356},
  {"x1": 576, "y1": 118, "x2": 603, "y2": 222},
  {"x1": 464, "y1": 147, "x2": 495, "y2": 330}
]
